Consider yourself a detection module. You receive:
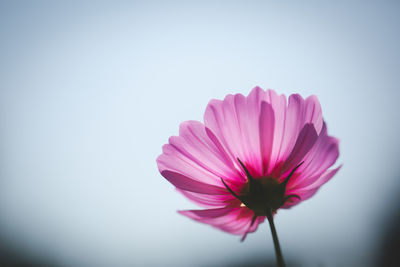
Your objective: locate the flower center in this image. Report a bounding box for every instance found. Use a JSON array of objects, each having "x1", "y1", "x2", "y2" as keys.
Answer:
[
  {"x1": 239, "y1": 177, "x2": 286, "y2": 216},
  {"x1": 221, "y1": 159, "x2": 303, "y2": 216}
]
